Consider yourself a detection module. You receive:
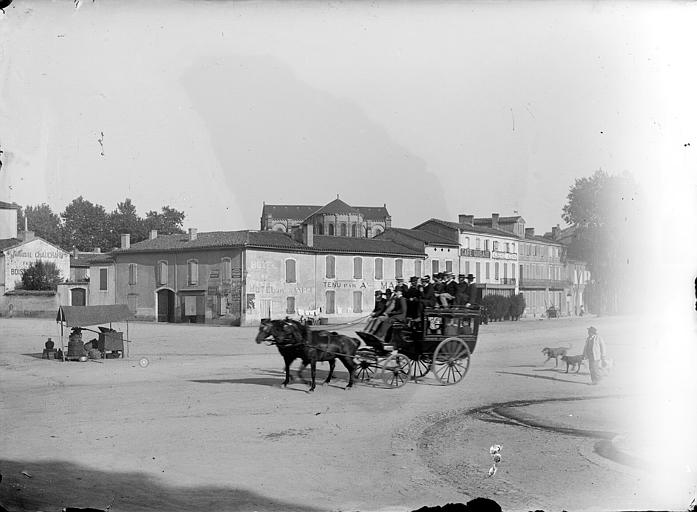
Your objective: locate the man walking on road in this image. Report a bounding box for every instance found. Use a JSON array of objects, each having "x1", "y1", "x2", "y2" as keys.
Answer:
[{"x1": 583, "y1": 326, "x2": 607, "y2": 385}]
